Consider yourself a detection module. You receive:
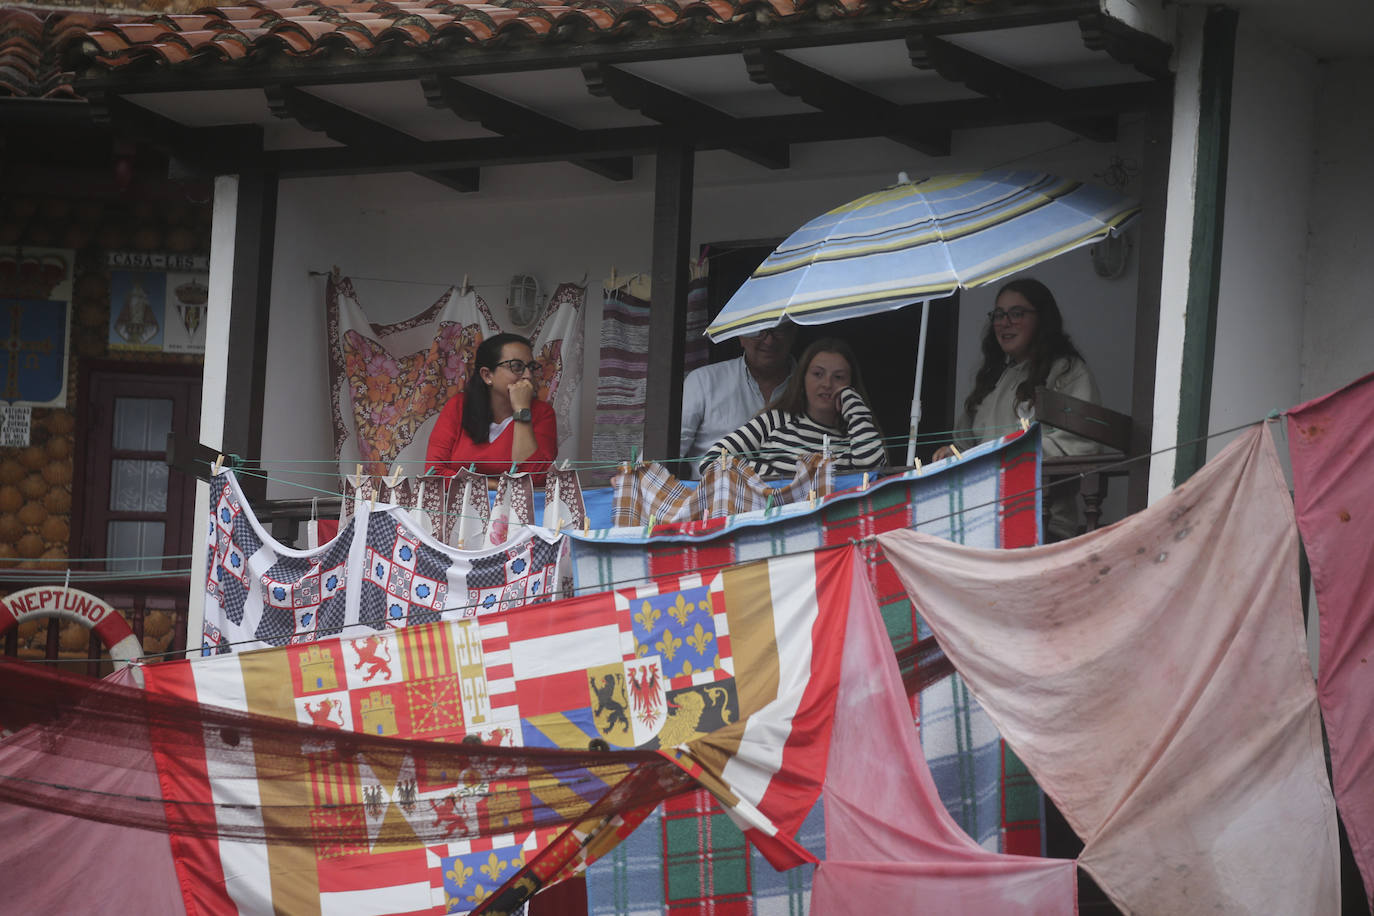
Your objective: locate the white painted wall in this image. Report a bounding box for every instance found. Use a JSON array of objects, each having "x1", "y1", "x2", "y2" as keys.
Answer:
[
  {"x1": 1206, "y1": 17, "x2": 1317, "y2": 460},
  {"x1": 1301, "y1": 58, "x2": 1374, "y2": 402},
  {"x1": 261, "y1": 126, "x2": 1143, "y2": 499}
]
